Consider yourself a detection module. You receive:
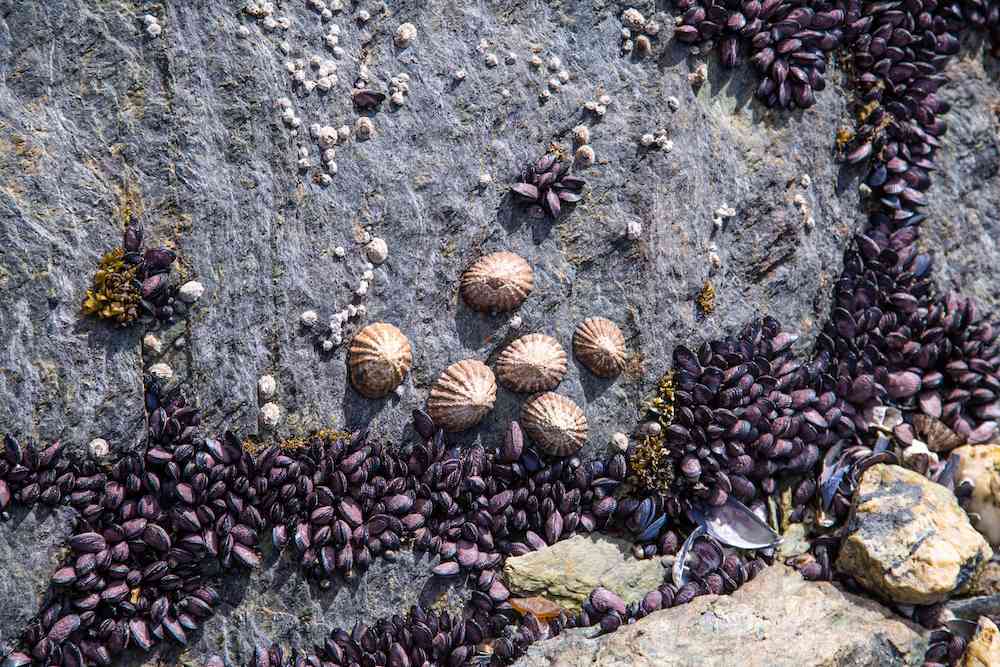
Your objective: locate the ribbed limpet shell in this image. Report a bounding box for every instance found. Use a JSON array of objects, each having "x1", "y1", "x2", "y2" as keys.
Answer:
[
  {"x1": 496, "y1": 334, "x2": 568, "y2": 393},
  {"x1": 460, "y1": 251, "x2": 534, "y2": 313},
  {"x1": 427, "y1": 359, "x2": 497, "y2": 431},
  {"x1": 521, "y1": 392, "x2": 589, "y2": 456},
  {"x1": 573, "y1": 317, "x2": 627, "y2": 378},
  {"x1": 348, "y1": 322, "x2": 413, "y2": 398}
]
